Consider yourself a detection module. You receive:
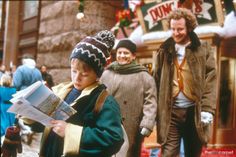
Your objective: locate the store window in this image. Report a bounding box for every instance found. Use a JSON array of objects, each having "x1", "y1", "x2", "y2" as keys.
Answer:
[
  {"x1": 218, "y1": 57, "x2": 235, "y2": 128},
  {"x1": 23, "y1": 1, "x2": 39, "y2": 19}
]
